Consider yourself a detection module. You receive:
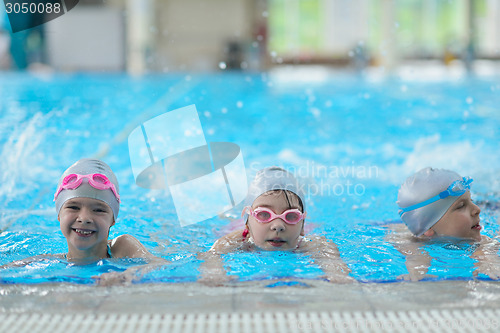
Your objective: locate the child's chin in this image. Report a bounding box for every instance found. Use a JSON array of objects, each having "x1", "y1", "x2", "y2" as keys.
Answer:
[
  {"x1": 254, "y1": 242, "x2": 289, "y2": 251},
  {"x1": 471, "y1": 233, "x2": 482, "y2": 242}
]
